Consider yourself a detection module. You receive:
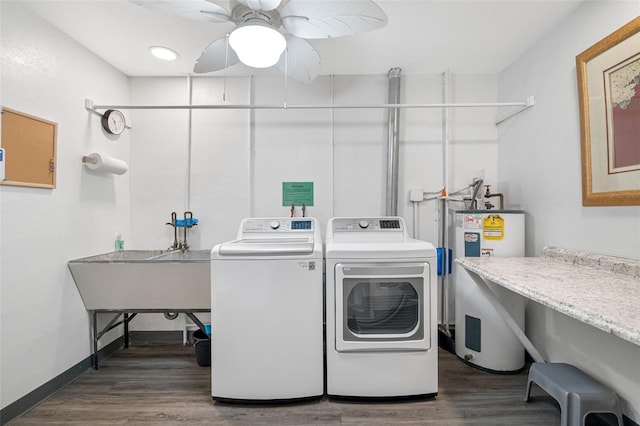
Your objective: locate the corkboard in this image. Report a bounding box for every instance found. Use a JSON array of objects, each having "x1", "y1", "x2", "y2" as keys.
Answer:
[{"x1": 1, "y1": 107, "x2": 57, "y2": 188}]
